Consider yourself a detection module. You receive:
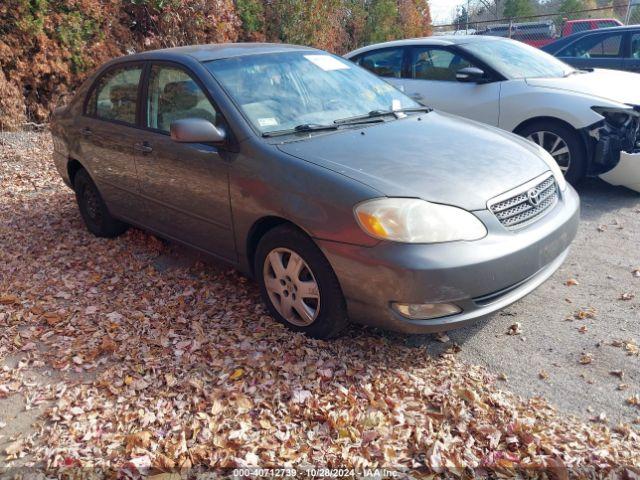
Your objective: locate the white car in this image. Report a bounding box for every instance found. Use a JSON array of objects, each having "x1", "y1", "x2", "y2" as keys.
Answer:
[{"x1": 345, "y1": 36, "x2": 640, "y2": 192}]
